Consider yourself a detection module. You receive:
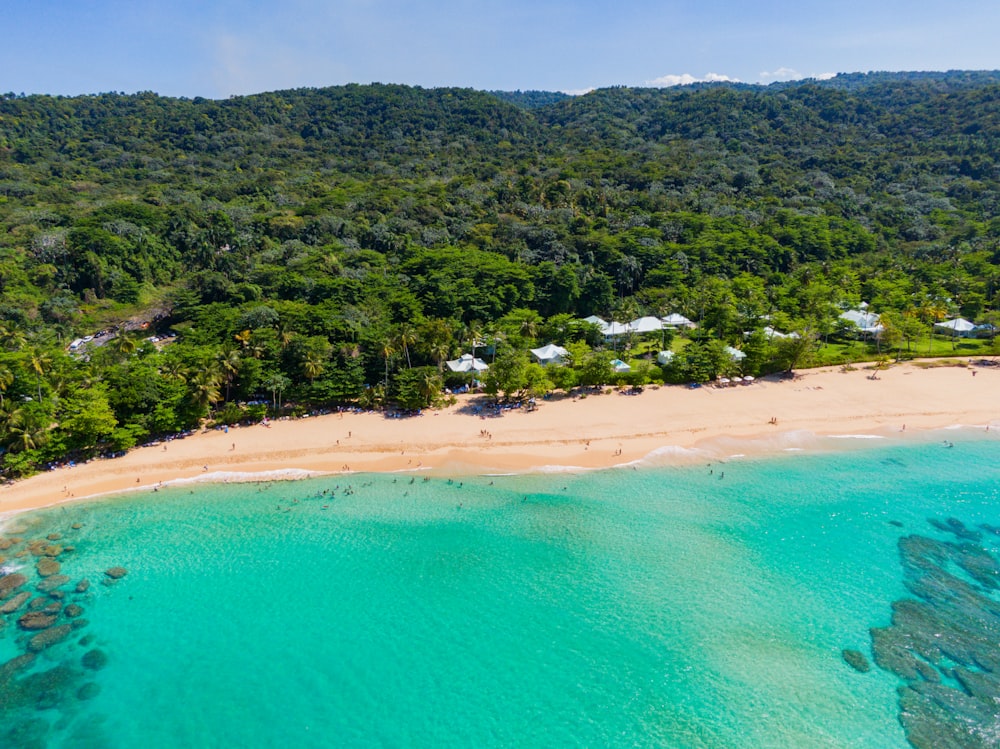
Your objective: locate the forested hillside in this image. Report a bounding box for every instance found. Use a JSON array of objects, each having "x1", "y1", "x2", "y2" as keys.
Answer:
[{"x1": 1, "y1": 72, "x2": 999, "y2": 475}]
